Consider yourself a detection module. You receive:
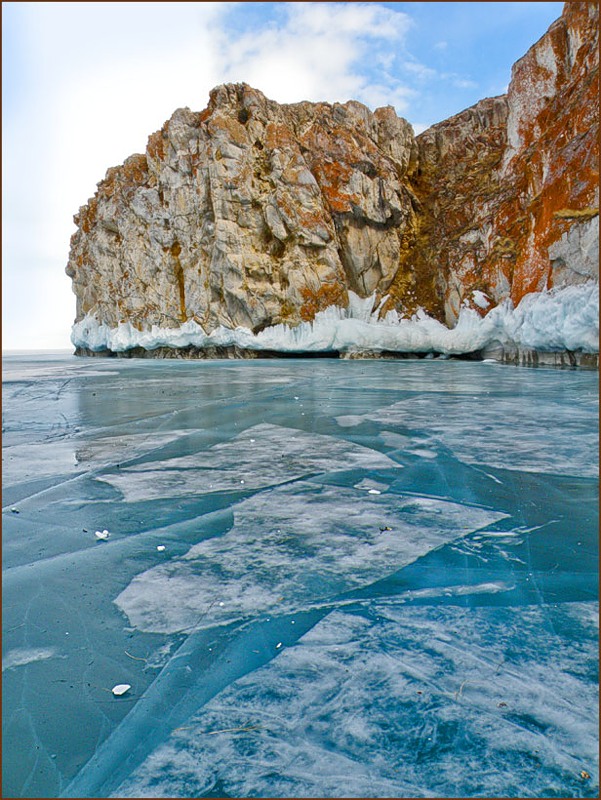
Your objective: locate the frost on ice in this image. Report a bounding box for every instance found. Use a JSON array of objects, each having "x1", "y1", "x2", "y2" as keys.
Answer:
[
  {"x1": 71, "y1": 284, "x2": 599, "y2": 355},
  {"x1": 114, "y1": 603, "x2": 599, "y2": 799}
]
